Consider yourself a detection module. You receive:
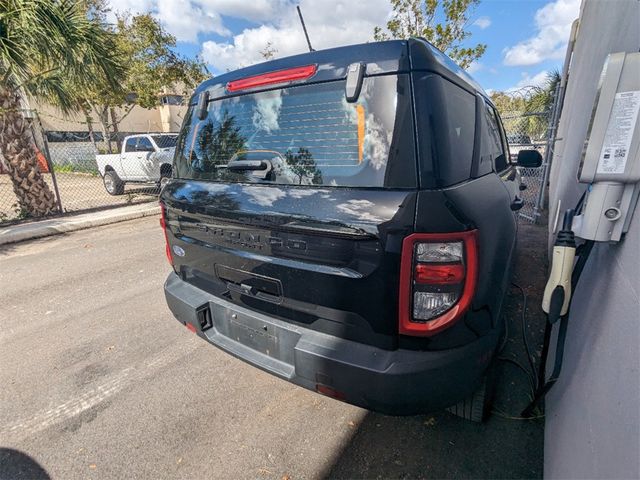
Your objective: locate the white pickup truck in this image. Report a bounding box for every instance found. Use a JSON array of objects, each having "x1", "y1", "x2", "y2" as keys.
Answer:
[{"x1": 96, "y1": 133, "x2": 177, "y2": 195}]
